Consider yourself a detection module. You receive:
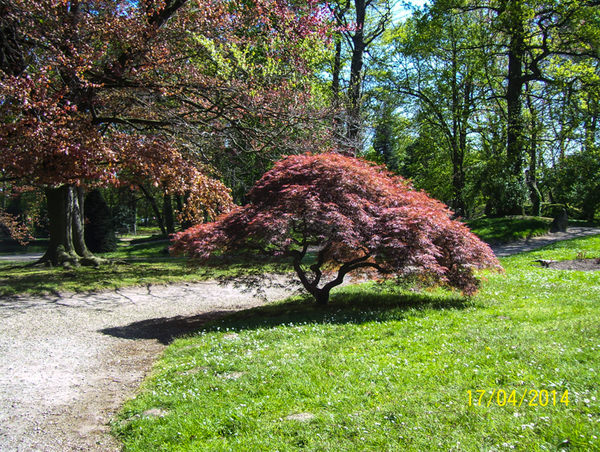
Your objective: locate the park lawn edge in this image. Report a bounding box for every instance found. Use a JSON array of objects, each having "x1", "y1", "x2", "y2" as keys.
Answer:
[
  {"x1": 0, "y1": 217, "x2": 583, "y2": 297},
  {"x1": 112, "y1": 234, "x2": 600, "y2": 452}
]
